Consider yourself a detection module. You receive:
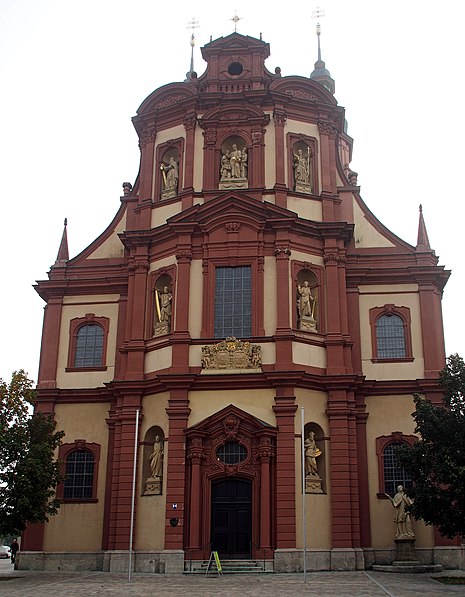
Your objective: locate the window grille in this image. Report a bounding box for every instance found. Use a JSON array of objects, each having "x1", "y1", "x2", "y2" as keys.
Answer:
[
  {"x1": 383, "y1": 442, "x2": 413, "y2": 496},
  {"x1": 74, "y1": 324, "x2": 104, "y2": 367},
  {"x1": 376, "y1": 314, "x2": 406, "y2": 359},
  {"x1": 64, "y1": 450, "x2": 95, "y2": 499}
]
